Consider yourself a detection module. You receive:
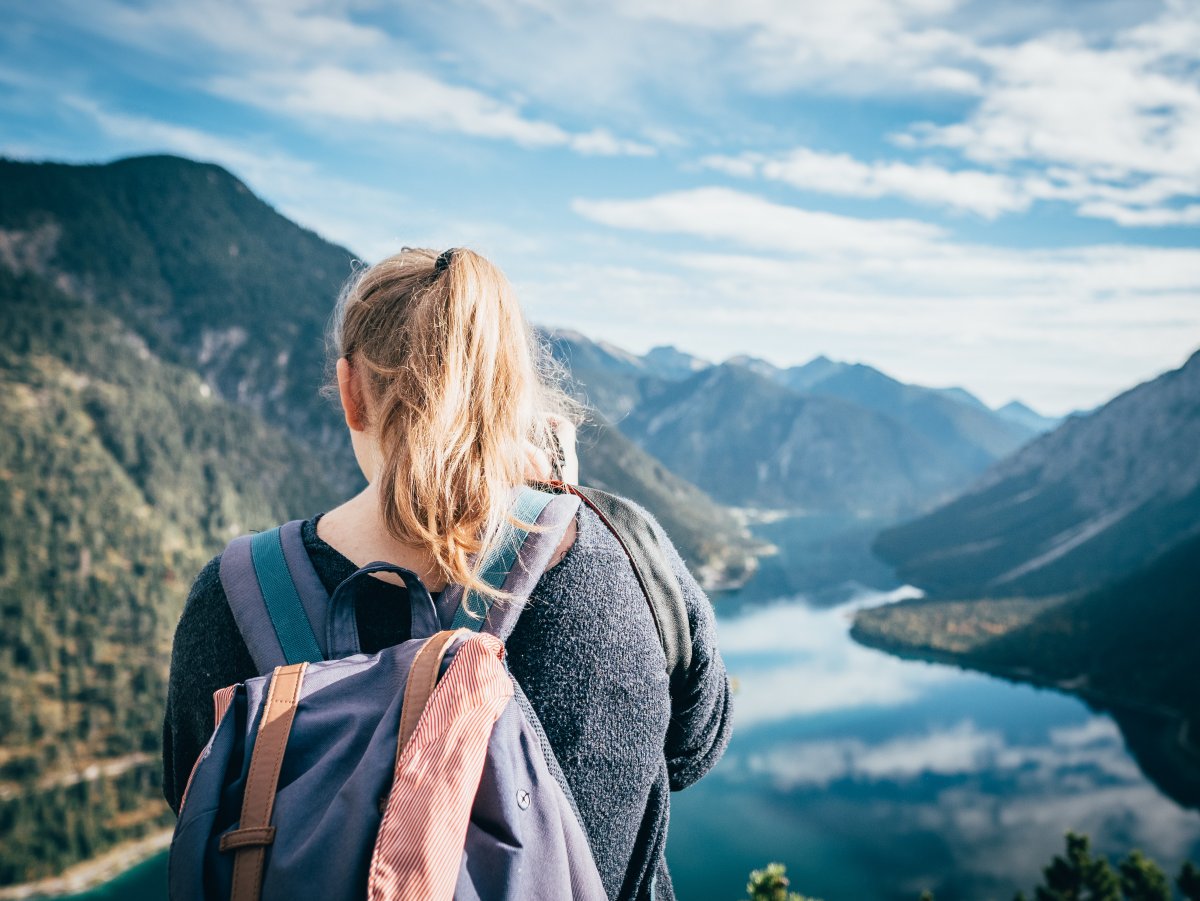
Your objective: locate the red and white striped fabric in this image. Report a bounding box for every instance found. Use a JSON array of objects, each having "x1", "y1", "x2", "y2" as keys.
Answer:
[
  {"x1": 179, "y1": 683, "x2": 240, "y2": 813},
  {"x1": 368, "y1": 633, "x2": 514, "y2": 901}
]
